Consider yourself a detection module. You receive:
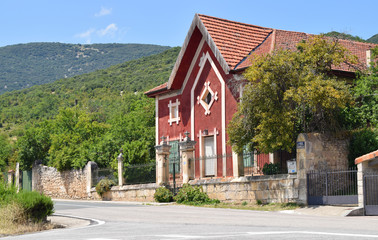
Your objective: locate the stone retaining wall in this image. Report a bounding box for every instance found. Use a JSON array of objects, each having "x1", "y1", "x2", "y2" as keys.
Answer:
[
  {"x1": 32, "y1": 163, "x2": 300, "y2": 204},
  {"x1": 90, "y1": 183, "x2": 157, "y2": 202},
  {"x1": 191, "y1": 174, "x2": 299, "y2": 204},
  {"x1": 32, "y1": 163, "x2": 91, "y2": 199}
]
